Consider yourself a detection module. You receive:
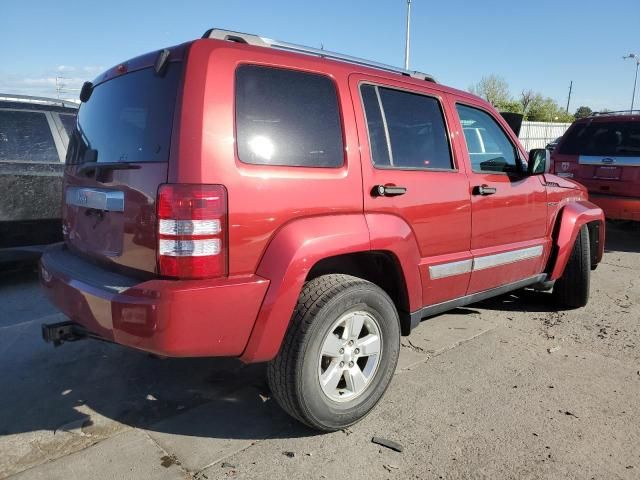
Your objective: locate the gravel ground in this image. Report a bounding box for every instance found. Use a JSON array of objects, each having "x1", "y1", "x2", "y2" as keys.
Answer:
[{"x1": 0, "y1": 222, "x2": 638, "y2": 479}]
